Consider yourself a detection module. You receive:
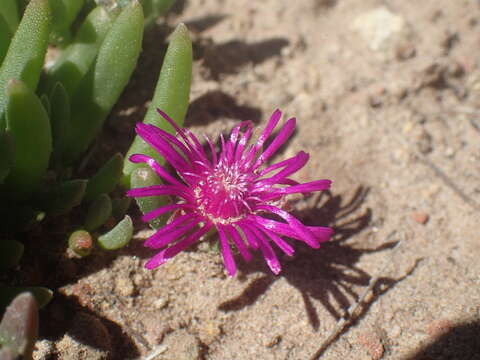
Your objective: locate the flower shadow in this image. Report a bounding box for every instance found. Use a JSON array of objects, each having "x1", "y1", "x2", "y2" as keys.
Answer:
[{"x1": 219, "y1": 187, "x2": 400, "y2": 330}]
